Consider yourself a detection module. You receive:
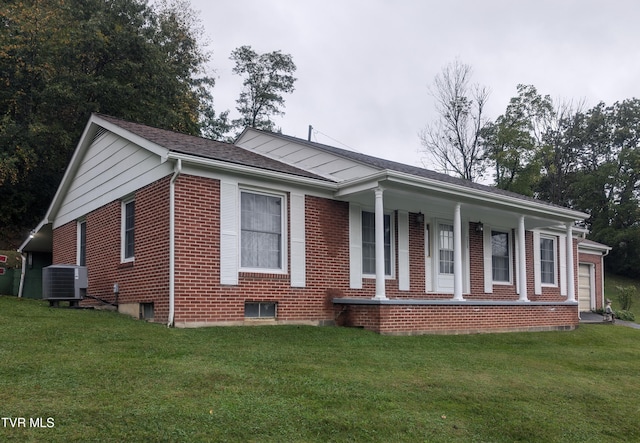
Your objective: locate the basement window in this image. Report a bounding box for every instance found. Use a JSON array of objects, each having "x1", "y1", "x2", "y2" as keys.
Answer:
[
  {"x1": 245, "y1": 302, "x2": 277, "y2": 319},
  {"x1": 140, "y1": 303, "x2": 154, "y2": 321}
]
